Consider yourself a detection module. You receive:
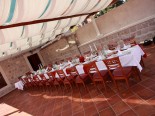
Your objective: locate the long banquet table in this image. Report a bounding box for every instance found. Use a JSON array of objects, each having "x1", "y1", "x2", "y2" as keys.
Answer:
[
  {"x1": 15, "y1": 45, "x2": 144, "y2": 90},
  {"x1": 76, "y1": 45, "x2": 144, "y2": 74}
]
